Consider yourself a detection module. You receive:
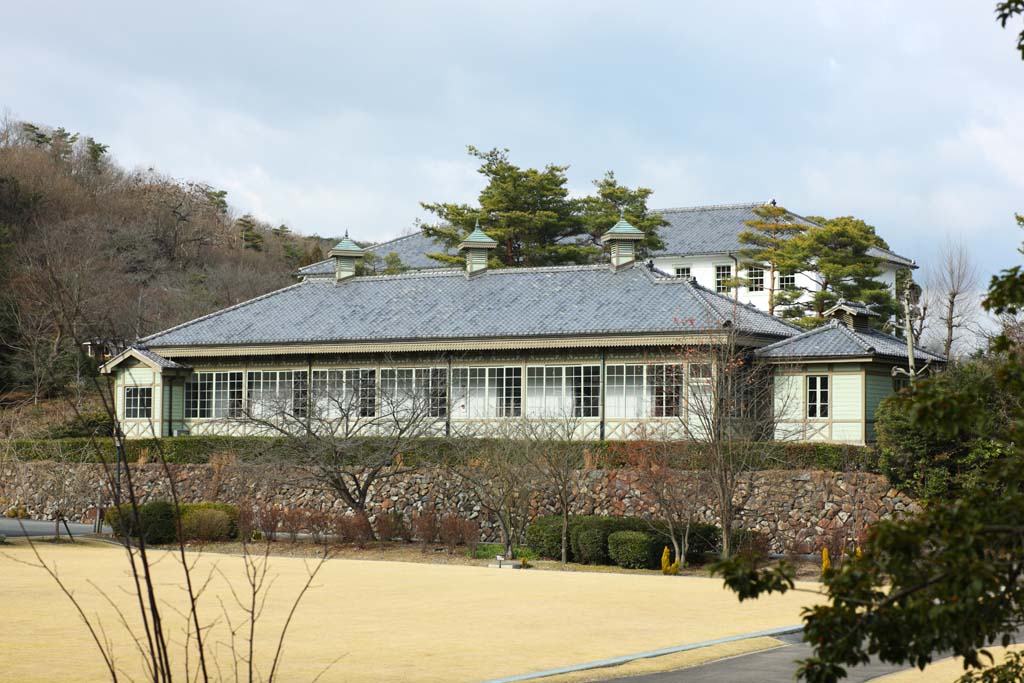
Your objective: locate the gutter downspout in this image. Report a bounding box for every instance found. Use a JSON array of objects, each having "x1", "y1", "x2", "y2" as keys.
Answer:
[
  {"x1": 599, "y1": 350, "x2": 607, "y2": 441},
  {"x1": 730, "y1": 254, "x2": 741, "y2": 303},
  {"x1": 445, "y1": 351, "x2": 452, "y2": 438}
]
